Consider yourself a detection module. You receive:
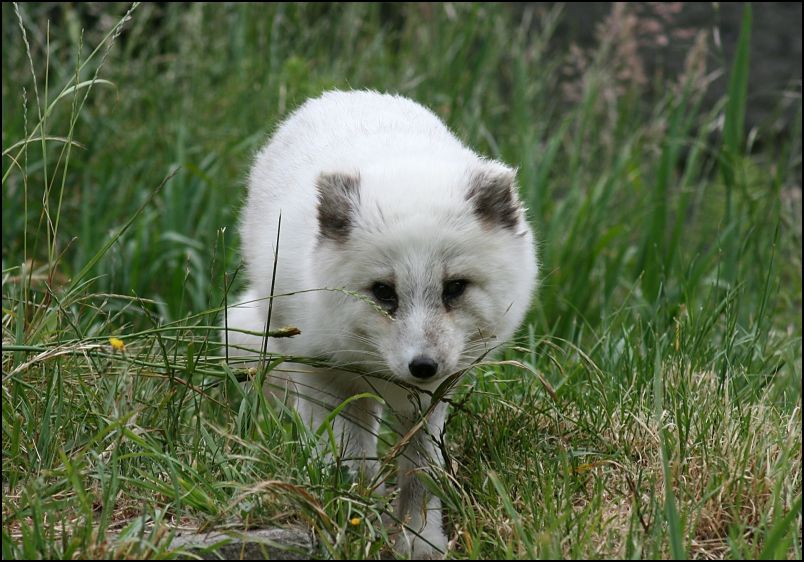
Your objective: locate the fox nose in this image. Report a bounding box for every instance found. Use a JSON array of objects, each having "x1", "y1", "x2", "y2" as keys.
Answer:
[{"x1": 408, "y1": 355, "x2": 439, "y2": 379}]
